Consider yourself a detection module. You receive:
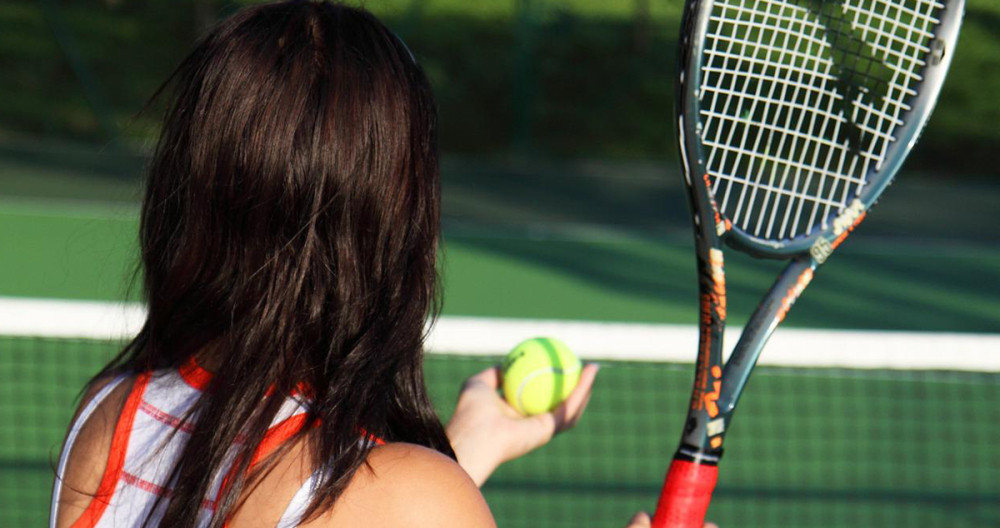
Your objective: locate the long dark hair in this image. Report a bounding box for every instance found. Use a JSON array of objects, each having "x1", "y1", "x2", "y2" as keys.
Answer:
[{"x1": 89, "y1": 1, "x2": 452, "y2": 525}]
